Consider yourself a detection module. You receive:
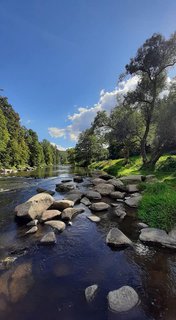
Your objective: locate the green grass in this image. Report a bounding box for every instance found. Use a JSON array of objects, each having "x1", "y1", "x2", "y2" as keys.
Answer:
[{"x1": 138, "y1": 182, "x2": 176, "y2": 231}]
